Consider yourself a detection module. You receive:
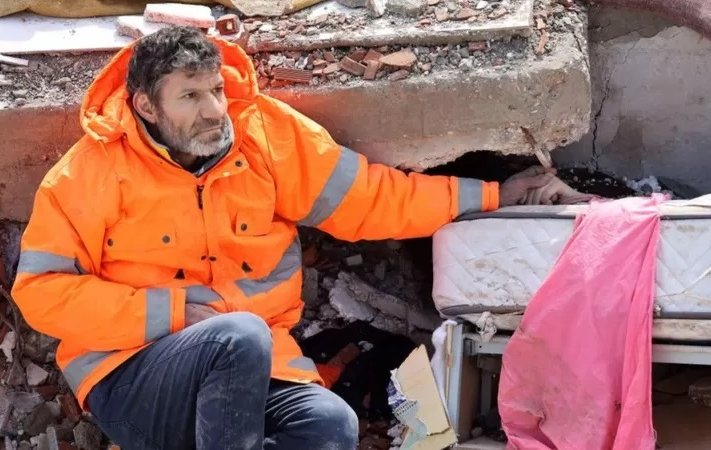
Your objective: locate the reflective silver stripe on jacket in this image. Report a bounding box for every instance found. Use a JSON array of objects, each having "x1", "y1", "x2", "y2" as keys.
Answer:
[
  {"x1": 299, "y1": 147, "x2": 360, "y2": 227},
  {"x1": 236, "y1": 239, "x2": 302, "y2": 297}
]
